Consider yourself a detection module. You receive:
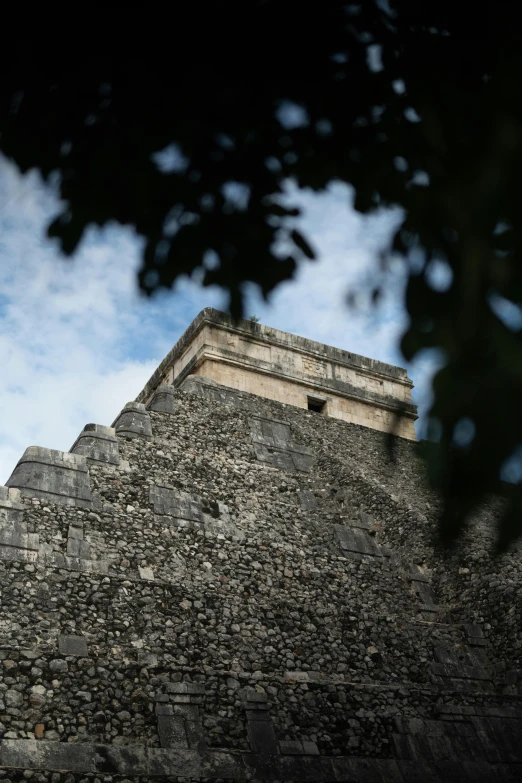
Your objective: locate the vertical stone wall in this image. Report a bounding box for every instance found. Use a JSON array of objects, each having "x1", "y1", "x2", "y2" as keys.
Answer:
[{"x1": 0, "y1": 381, "x2": 520, "y2": 782}]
